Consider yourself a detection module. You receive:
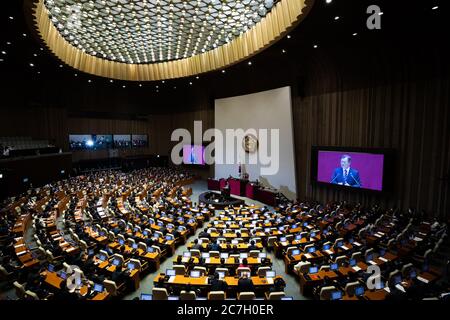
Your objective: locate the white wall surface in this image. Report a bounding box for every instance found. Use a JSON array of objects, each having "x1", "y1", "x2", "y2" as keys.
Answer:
[{"x1": 214, "y1": 86, "x2": 297, "y2": 199}]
